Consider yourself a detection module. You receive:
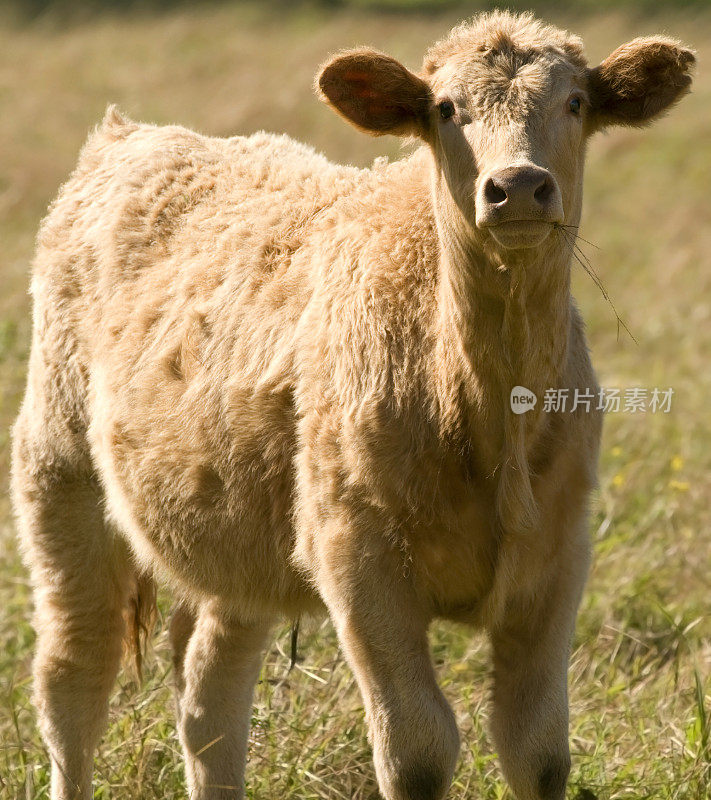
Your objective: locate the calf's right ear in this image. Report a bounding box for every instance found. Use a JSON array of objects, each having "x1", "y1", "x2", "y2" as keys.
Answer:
[
  {"x1": 587, "y1": 36, "x2": 695, "y2": 129},
  {"x1": 317, "y1": 48, "x2": 432, "y2": 138}
]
